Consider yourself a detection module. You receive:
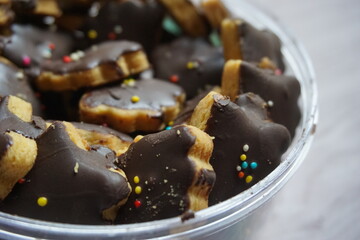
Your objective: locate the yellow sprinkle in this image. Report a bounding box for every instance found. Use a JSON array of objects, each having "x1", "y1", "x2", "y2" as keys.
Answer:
[
  {"x1": 245, "y1": 175, "x2": 253, "y2": 183},
  {"x1": 135, "y1": 186, "x2": 142, "y2": 195},
  {"x1": 240, "y1": 154, "x2": 247, "y2": 161},
  {"x1": 186, "y1": 61, "x2": 198, "y2": 69},
  {"x1": 87, "y1": 29, "x2": 98, "y2": 39},
  {"x1": 37, "y1": 197, "x2": 48, "y2": 207},
  {"x1": 131, "y1": 95, "x2": 140, "y2": 103},
  {"x1": 168, "y1": 121, "x2": 174, "y2": 126},
  {"x1": 134, "y1": 176, "x2": 140, "y2": 184}
]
